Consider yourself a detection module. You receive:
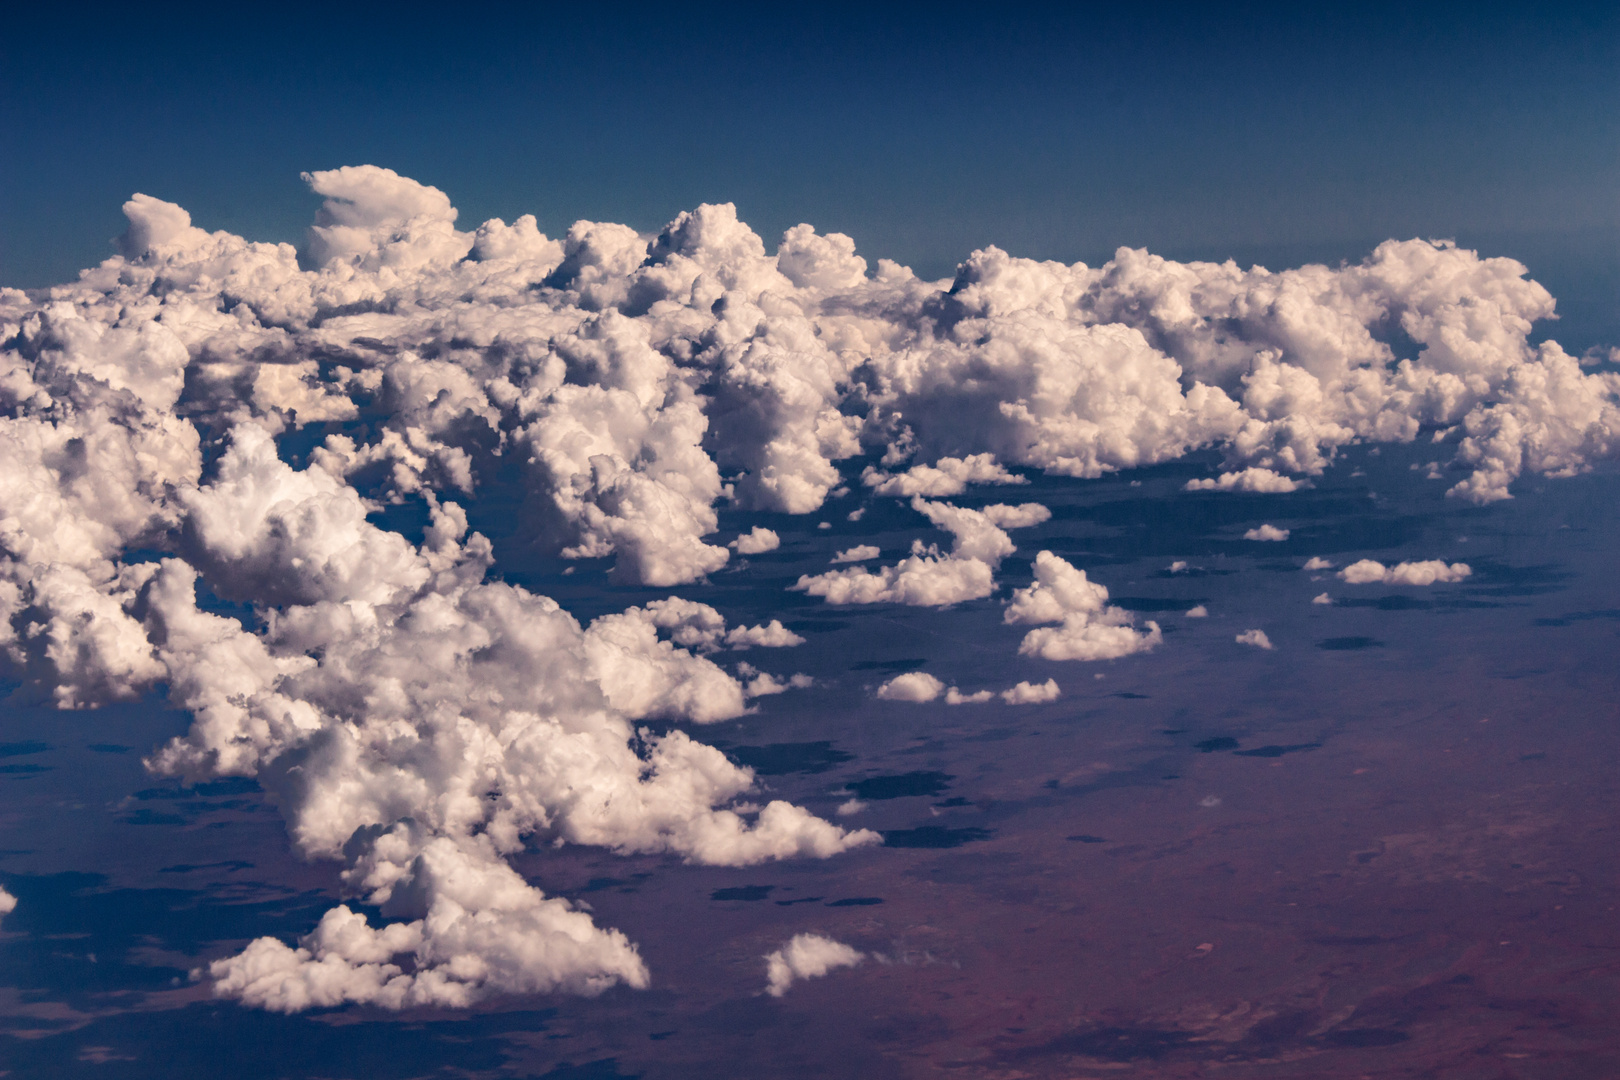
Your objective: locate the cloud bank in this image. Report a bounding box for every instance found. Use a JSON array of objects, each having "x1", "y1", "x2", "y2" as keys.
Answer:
[{"x1": 1, "y1": 164, "x2": 1615, "y2": 1010}]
